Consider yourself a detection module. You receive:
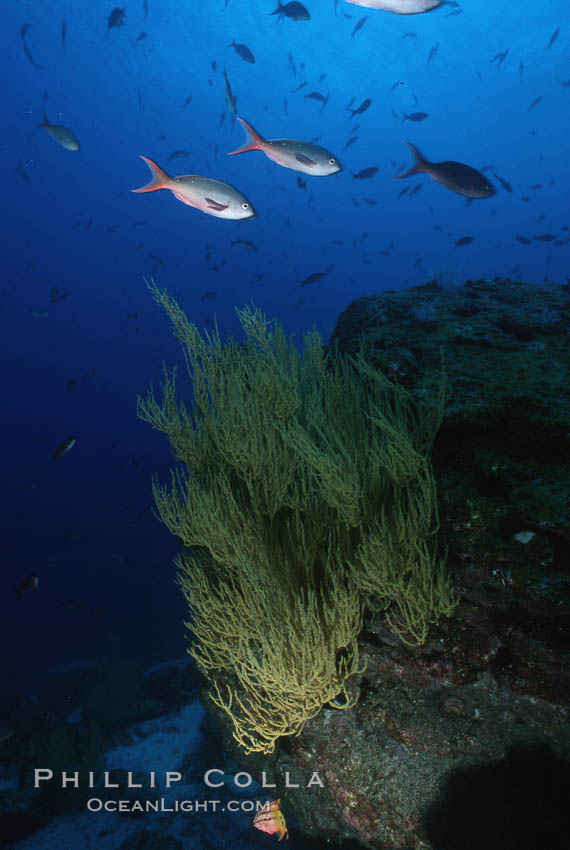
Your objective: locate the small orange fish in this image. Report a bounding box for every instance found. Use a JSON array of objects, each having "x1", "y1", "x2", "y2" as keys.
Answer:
[{"x1": 253, "y1": 799, "x2": 288, "y2": 841}]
